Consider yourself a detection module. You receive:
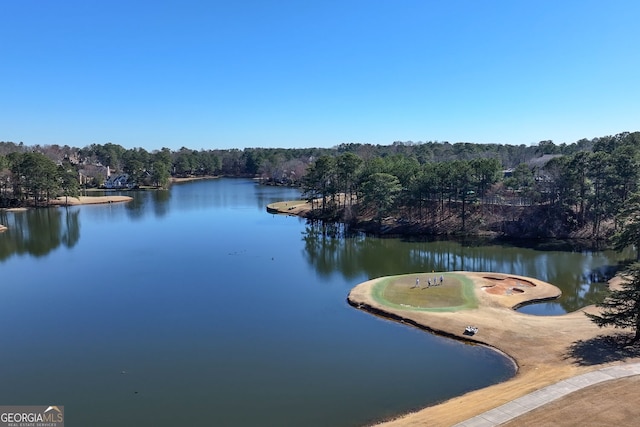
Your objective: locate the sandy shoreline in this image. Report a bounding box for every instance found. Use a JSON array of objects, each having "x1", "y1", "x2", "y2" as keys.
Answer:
[
  {"x1": 0, "y1": 196, "x2": 132, "y2": 230},
  {"x1": 49, "y1": 195, "x2": 134, "y2": 206},
  {"x1": 170, "y1": 175, "x2": 219, "y2": 184},
  {"x1": 348, "y1": 272, "x2": 640, "y2": 426}
]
